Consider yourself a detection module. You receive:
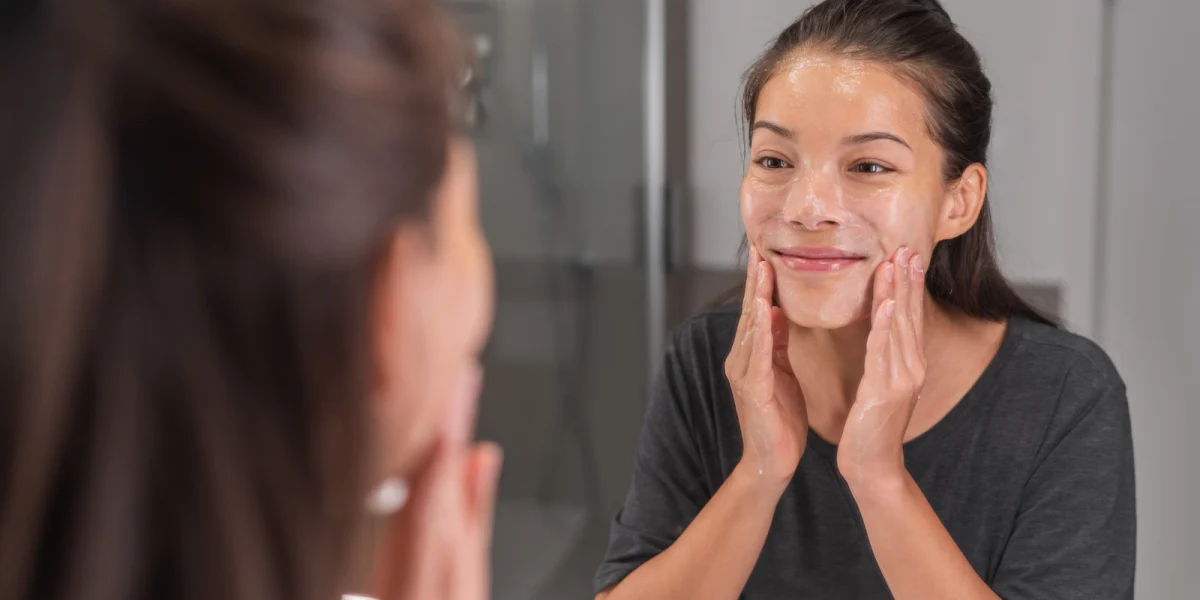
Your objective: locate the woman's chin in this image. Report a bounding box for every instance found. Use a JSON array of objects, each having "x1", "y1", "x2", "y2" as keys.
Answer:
[{"x1": 777, "y1": 292, "x2": 870, "y2": 330}]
